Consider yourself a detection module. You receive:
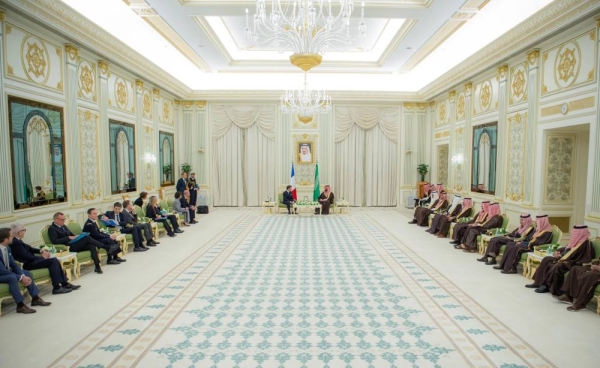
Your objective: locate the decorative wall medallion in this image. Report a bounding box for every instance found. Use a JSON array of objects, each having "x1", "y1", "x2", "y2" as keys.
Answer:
[
  {"x1": 437, "y1": 145, "x2": 449, "y2": 186},
  {"x1": 79, "y1": 109, "x2": 101, "y2": 200},
  {"x1": 512, "y1": 69, "x2": 525, "y2": 99},
  {"x1": 80, "y1": 65, "x2": 93, "y2": 94},
  {"x1": 554, "y1": 42, "x2": 581, "y2": 88},
  {"x1": 561, "y1": 103, "x2": 569, "y2": 115},
  {"x1": 21, "y1": 36, "x2": 50, "y2": 84},
  {"x1": 439, "y1": 103, "x2": 446, "y2": 123},
  {"x1": 115, "y1": 78, "x2": 128, "y2": 109},
  {"x1": 479, "y1": 81, "x2": 492, "y2": 111}
]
